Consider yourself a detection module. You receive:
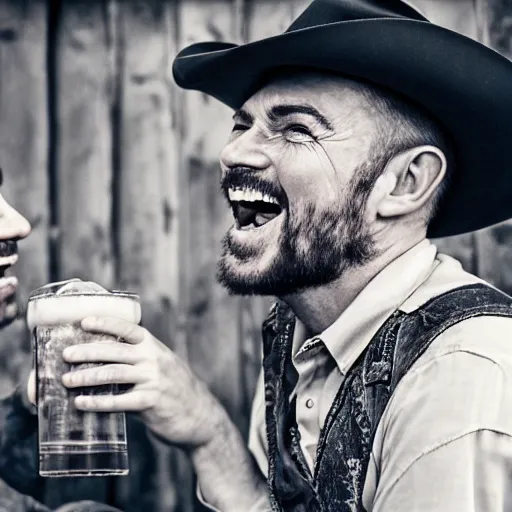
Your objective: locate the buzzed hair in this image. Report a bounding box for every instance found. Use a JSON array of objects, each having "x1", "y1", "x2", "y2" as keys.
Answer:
[{"x1": 353, "y1": 78, "x2": 456, "y2": 220}]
